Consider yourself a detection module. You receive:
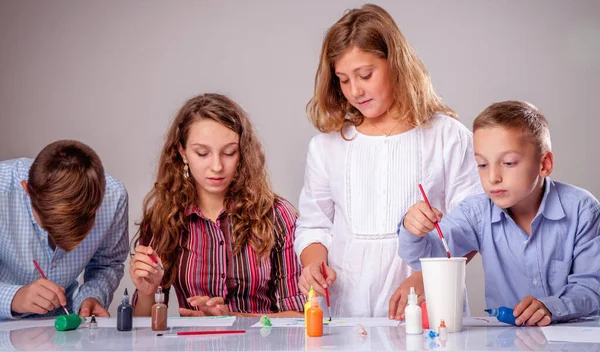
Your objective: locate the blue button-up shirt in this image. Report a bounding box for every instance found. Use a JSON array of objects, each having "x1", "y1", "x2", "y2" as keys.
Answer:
[
  {"x1": 398, "y1": 178, "x2": 600, "y2": 322},
  {"x1": 0, "y1": 158, "x2": 129, "y2": 319}
]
